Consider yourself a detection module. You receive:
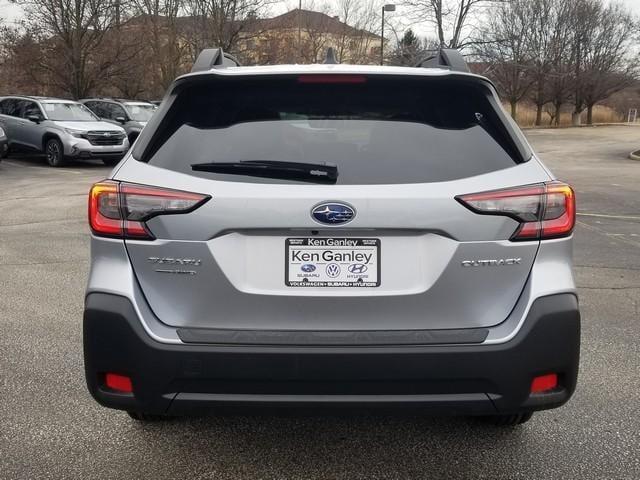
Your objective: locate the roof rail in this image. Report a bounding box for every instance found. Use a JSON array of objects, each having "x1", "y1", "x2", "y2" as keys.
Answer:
[
  {"x1": 415, "y1": 48, "x2": 469, "y2": 73},
  {"x1": 191, "y1": 48, "x2": 241, "y2": 73}
]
